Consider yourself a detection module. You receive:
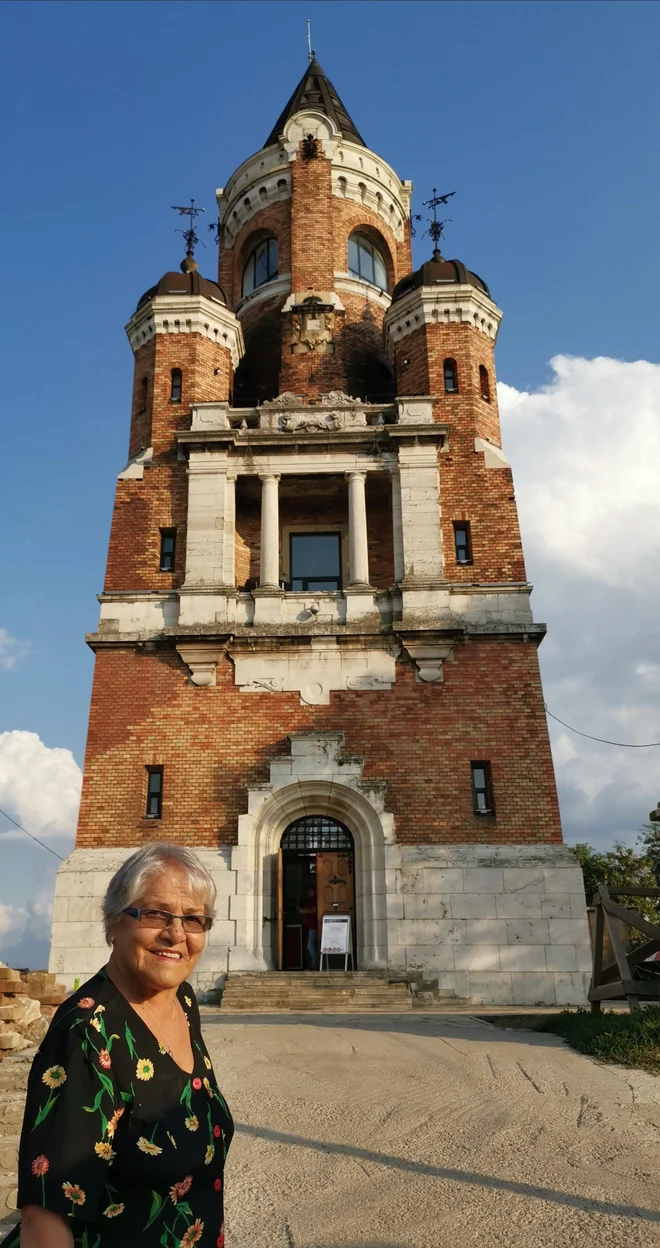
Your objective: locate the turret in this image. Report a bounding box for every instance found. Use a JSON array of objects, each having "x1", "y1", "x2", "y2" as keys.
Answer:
[
  {"x1": 217, "y1": 59, "x2": 412, "y2": 403},
  {"x1": 384, "y1": 248, "x2": 526, "y2": 584},
  {"x1": 103, "y1": 255, "x2": 243, "y2": 594}
]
